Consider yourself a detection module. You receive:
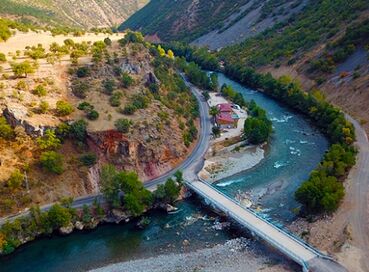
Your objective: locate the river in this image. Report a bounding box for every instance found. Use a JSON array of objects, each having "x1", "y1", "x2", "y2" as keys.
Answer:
[{"x1": 0, "y1": 74, "x2": 329, "y2": 272}]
